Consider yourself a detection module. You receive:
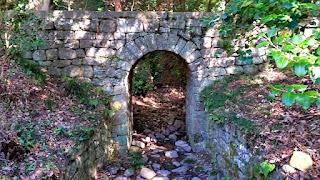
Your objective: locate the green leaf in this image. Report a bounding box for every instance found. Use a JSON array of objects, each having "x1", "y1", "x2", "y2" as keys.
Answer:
[
  {"x1": 316, "y1": 46, "x2": 320, "y2": 56},
  {"x1": 291, "y1": 34, "x2": 303, "y2": 45},
  {"x1": 273, "y1": 36, "x2": 285, "y2": 45},
  {"x1": 257, "y1": 41, "x2": 269, "y2": 48},
  {"x1": 306, "y1": 90, "x2": 319, "y2": 97},
  {"x1": 290, "y1": 84, "x2": 308, "y2": 92},
  {"x1": 275, "y1": 57, "x2": 289, "y2": 70},
  {"x1": 291, "y1": 47, "x2": 302, "y2": 54},
  {"x1": 296, "y1": 93, "x2": 311, "y2": 109},
  {"x1": 258, "y1": 32, "x2": 264, "y2": 36},
  {"x1": 282, "y1": 92, "x2": 295, "y2": 107},
  {"x1": 89, "y1": 99, "x2": 99, "y2": 106},
  {"x1": 282, "y1": 45, "x2": 295, "y2": 52},
  {"x1": 267, "y1": 27, "x2": 277, "y2": 37},
  {"x1": 261, "y1": 14, "x2": 277, "y2": 23},
  {"x1": 316, "y1": 99, "x2": 320, "y2": 107},
  {"x1": 293, "y1": 62, "x2": 307, "y2": 77}
]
